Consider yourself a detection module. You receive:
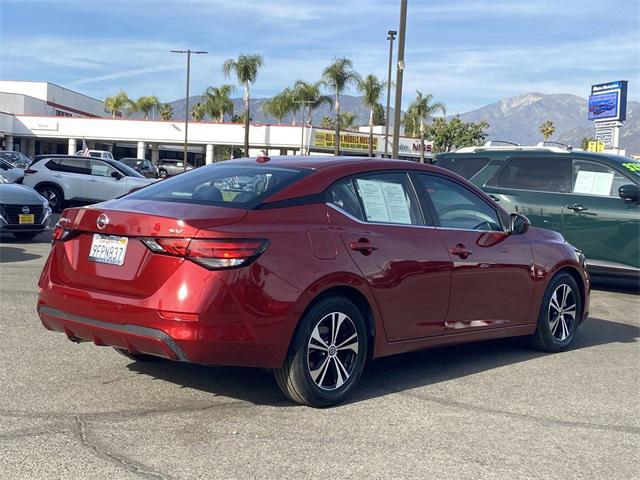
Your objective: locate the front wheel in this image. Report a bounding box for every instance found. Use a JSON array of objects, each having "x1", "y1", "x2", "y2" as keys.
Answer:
[
  {"x1": 530, "y1": 273, "x2": 582, "y2": 352},
  {"x1": 158, "y1": 169, "x2": 168, "y2": 178},
  {"x1": 274, "y1": 296, "x2": 368, "y2": 407}
]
